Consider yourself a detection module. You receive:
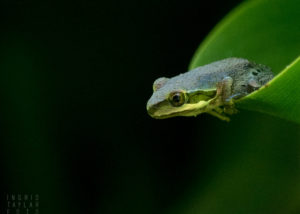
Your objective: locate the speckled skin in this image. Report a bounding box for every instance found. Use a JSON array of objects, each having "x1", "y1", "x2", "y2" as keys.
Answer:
[{"x1": 147, "y1": 58, "x2": 274, "y2": 119}]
